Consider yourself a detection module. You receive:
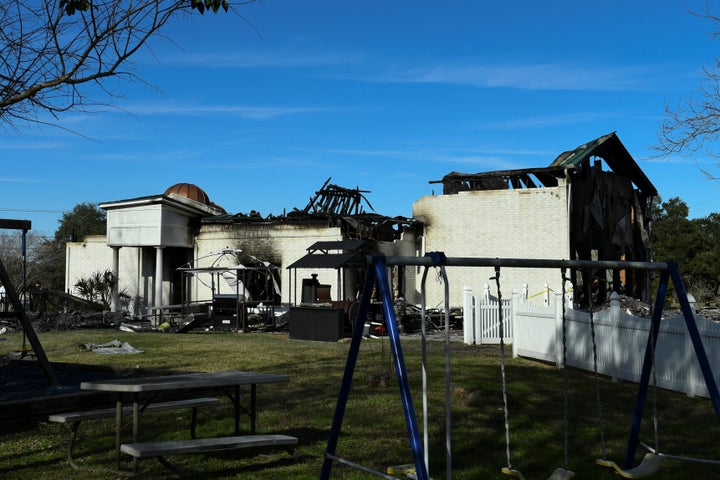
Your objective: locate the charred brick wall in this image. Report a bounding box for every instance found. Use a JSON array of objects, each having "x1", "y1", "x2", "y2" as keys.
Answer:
[{"x1": 196, "y1": 222, "x2": 345, "y2": 304}]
